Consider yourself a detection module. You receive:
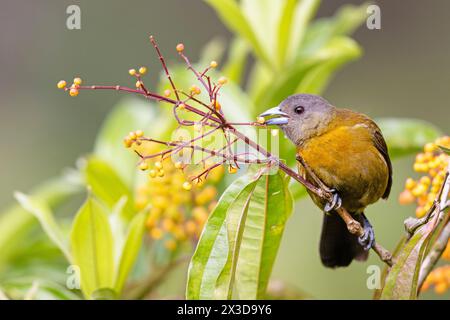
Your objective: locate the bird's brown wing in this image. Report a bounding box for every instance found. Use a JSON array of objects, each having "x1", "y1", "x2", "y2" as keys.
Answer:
[{"x1": 370, "y1": 125, "x2": 392, "y2": 199}]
